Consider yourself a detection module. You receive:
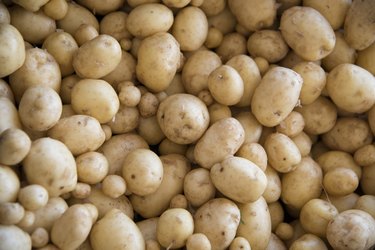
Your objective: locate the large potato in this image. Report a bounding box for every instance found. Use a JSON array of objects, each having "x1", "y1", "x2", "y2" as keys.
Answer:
[
  {"x1": 210, "y1": 156, "x2": 267, "y2": 203},
  {"x1": 194, "y1": 198, "x2": 240, "y2": 250},
  {"x1": 0, "y1": 24, "x2": 25, "y2": 78},
  {"x1": 251, "y1": 67, "x2": 303, "y2": 127},
  {"x1": 136, "y1": 32, "x2": 181, "y2": 92},
  {"x1": 0, "y1": 225, "x2": 31, "y2": 250},
  {"x1": 280, "y1": 6, "x2": 335, "y2": 61}
]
